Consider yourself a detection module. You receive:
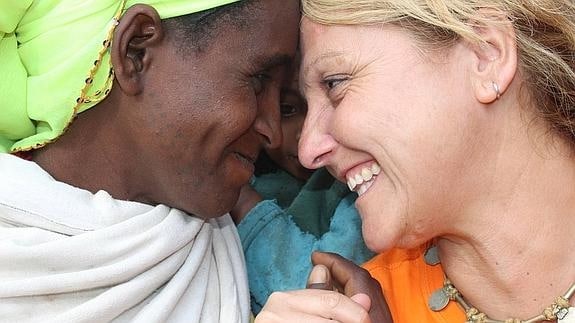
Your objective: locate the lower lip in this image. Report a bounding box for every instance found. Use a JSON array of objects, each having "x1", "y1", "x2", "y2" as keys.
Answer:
[{"x1": 232, "y1": 153, "x2": 255, "y2": 178}]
